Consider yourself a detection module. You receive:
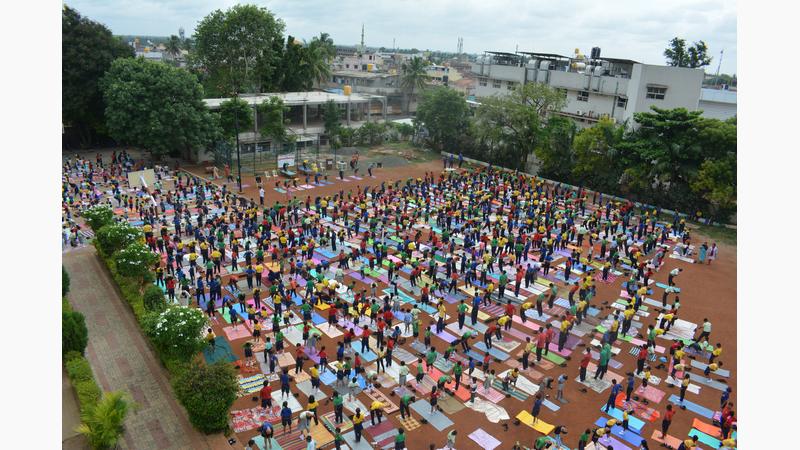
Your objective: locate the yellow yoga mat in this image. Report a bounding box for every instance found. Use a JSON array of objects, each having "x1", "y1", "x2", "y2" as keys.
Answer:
[
  {"x1": 516, "y1": 410, "x2": 555, "y2": 435},
  {"x1": 465, "y1": 305, "x2": 490, "y2": 321}
]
